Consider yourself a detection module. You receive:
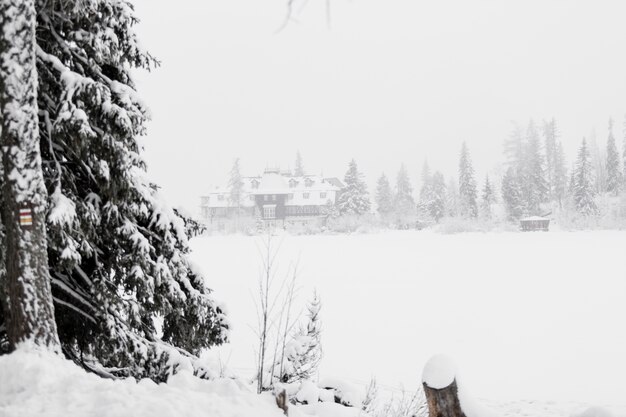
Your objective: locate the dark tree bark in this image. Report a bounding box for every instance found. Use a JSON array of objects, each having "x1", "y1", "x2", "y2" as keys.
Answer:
[
  {"x1": 423, "y1": 379, "x2": 467, "y2": 417},
  {"x1": 0, "y1": 0, "x2": 60, "y2": 351}
]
